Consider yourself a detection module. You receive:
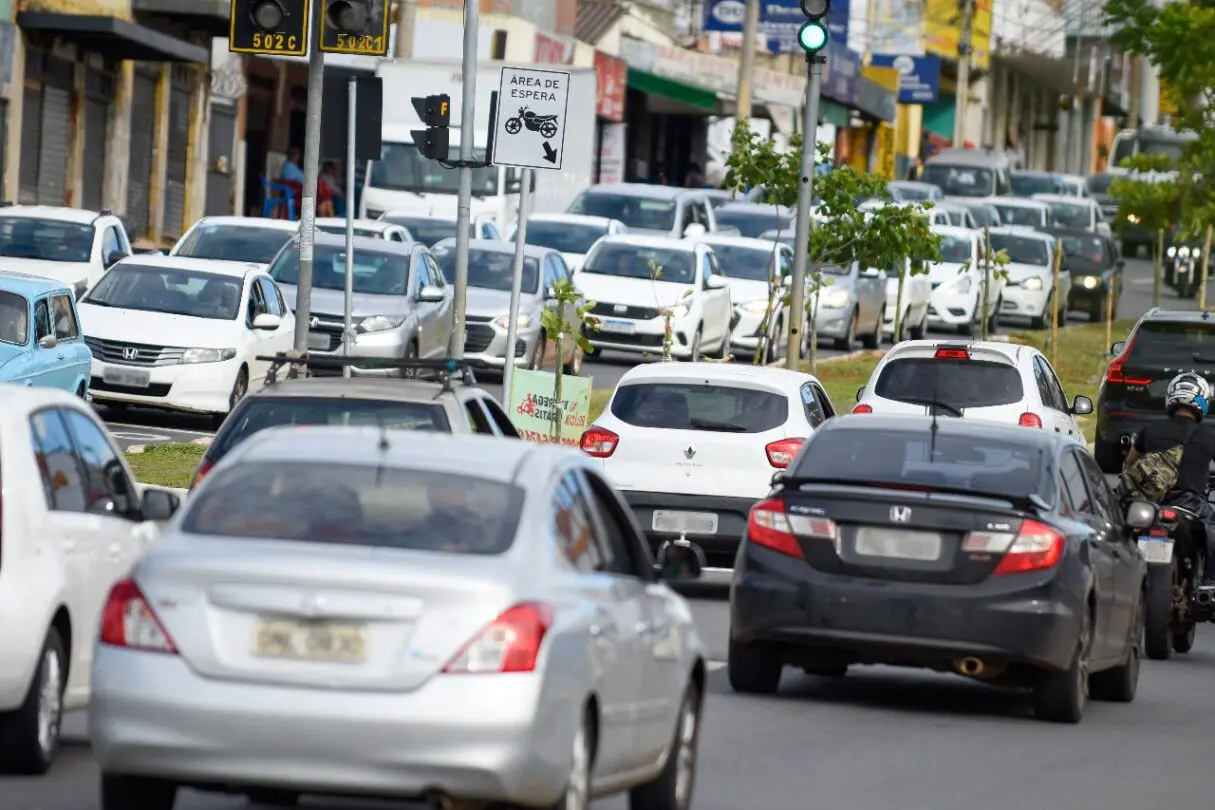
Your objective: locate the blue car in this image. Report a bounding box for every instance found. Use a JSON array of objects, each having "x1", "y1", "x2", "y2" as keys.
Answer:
[{"x1": 0, "y1": 272, "x2": 92, "y2": 395}]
